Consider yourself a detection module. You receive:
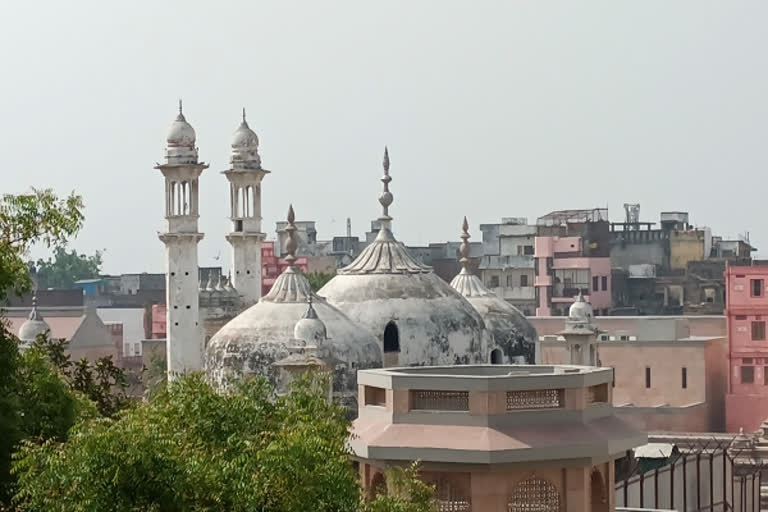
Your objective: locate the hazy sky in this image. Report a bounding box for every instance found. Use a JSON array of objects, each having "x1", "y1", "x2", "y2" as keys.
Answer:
[{"x1": 2, "y1": 1, "x2": 767, "y2": 274}]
